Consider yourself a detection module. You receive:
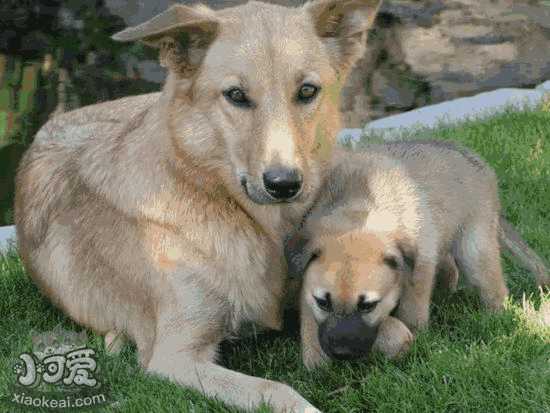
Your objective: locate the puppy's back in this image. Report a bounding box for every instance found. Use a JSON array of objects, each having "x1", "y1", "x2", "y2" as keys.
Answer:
[
  {"x1": 350, "y1": 140, "x2": 501, "y2": 237},
  {"x1": 377, "y1": 139, "x2": 499, "y2": 210},
  {"x1": 376, "y1": 140, "x2": 492, "y2": 179}
]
